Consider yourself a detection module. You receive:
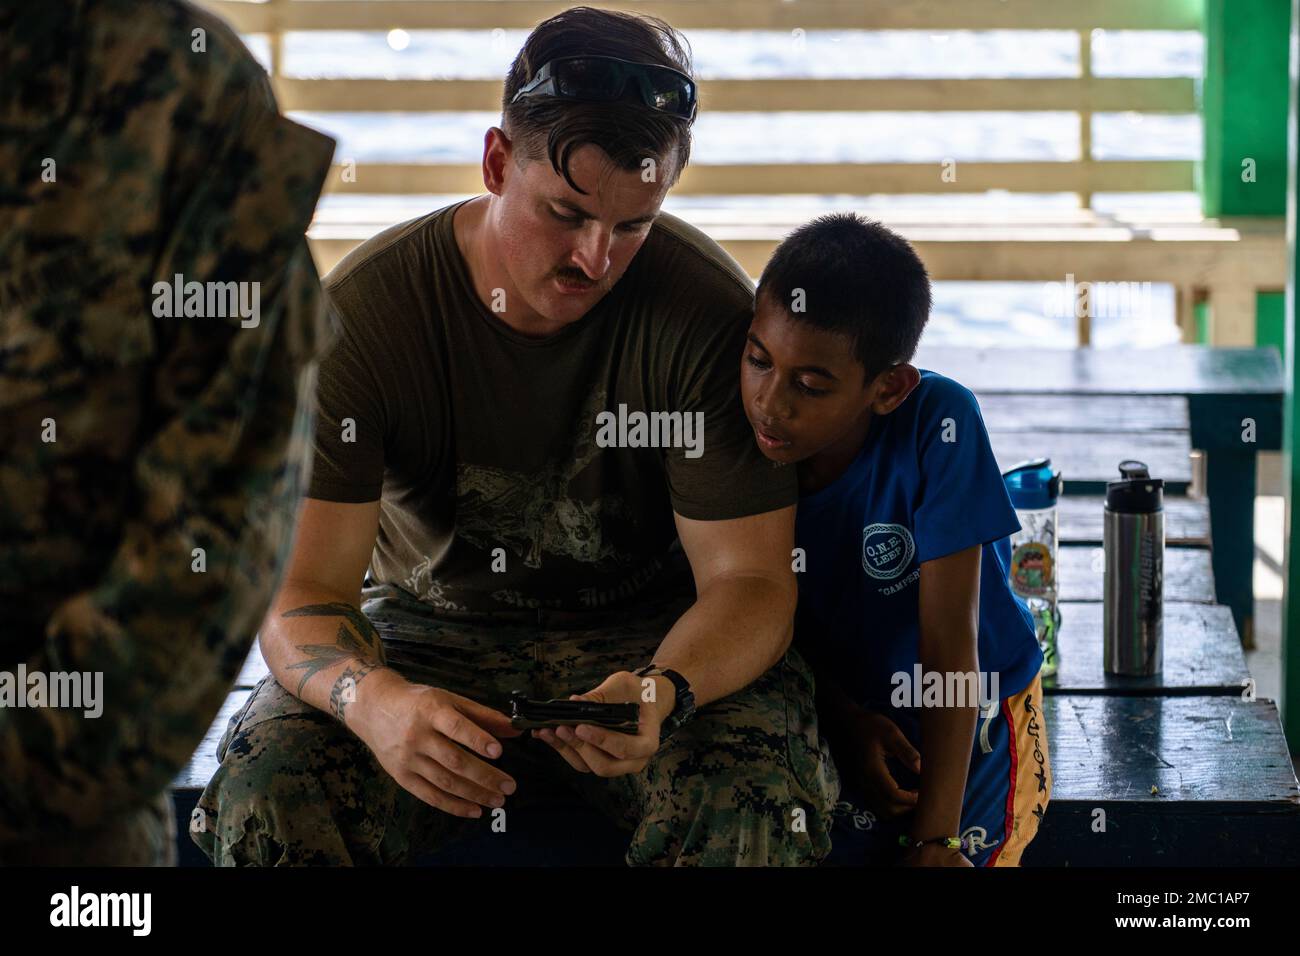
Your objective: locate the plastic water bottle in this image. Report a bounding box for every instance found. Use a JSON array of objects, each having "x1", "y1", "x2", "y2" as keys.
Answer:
[{"x1": 1002, "y1": 458, "x2": 1063, "y2": 678}]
